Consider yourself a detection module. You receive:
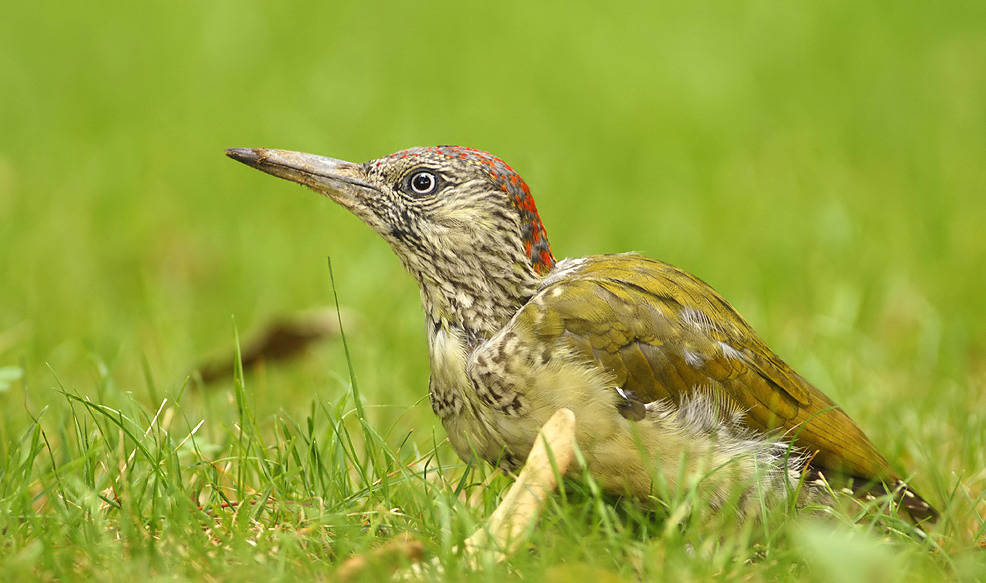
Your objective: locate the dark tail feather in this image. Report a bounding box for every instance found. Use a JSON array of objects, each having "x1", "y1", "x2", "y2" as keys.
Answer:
[
  {"x1": 806, "y1": 468, "x2": 939, "y2": 525},
  {"x1": 892, "y1": 480, "x2": 939, "y2": 524},
  {"x1": 850, "y1": 477, "x2": 940, "y2": 525}
]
